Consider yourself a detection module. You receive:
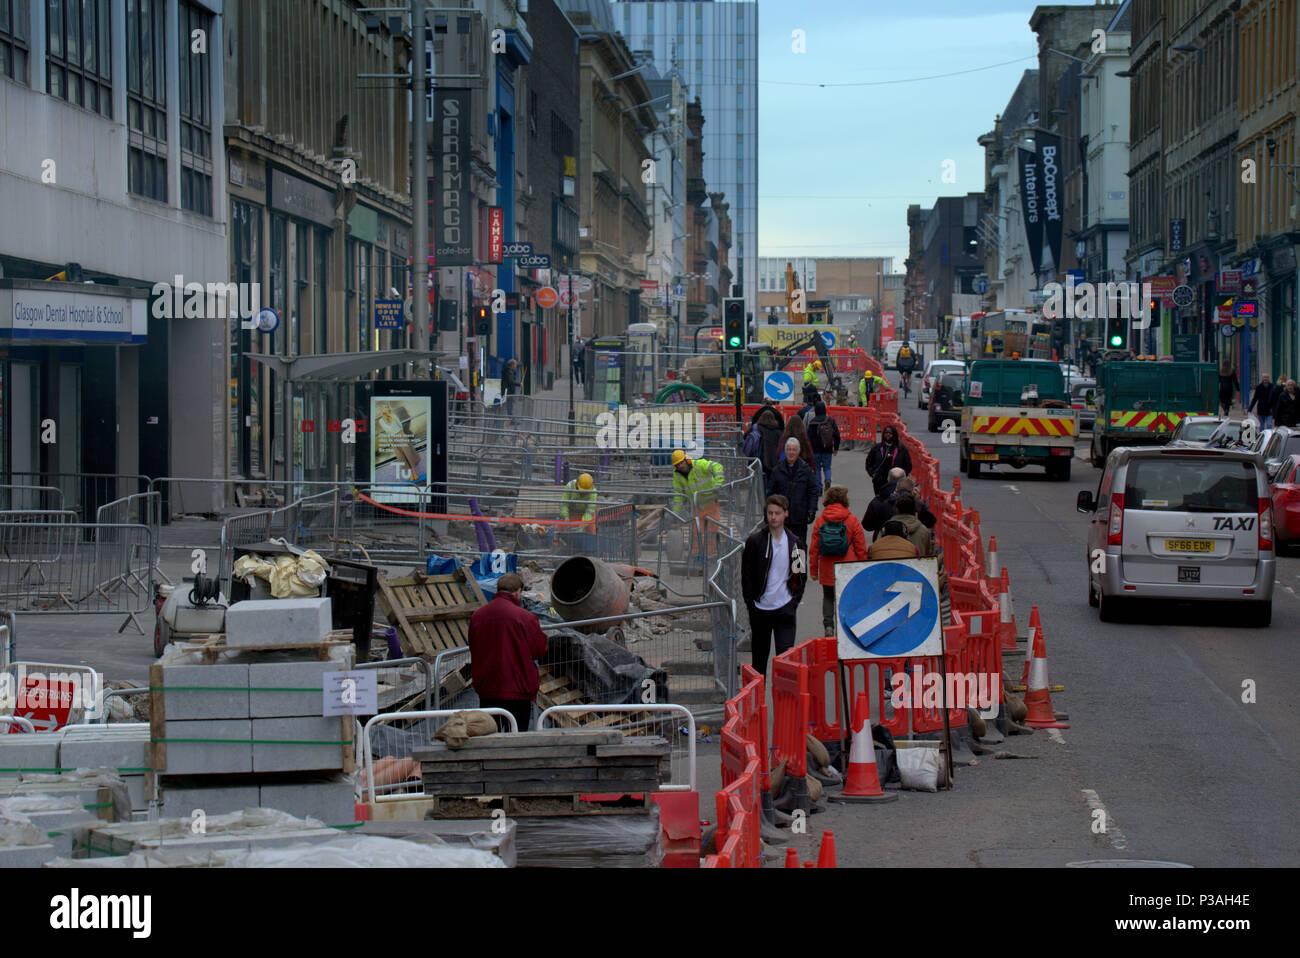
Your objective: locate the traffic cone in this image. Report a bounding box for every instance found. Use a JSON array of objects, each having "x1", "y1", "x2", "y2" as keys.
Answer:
[
  {"x1": 998, "y1": 567, "x2": 1018, "y2": 651},
  {"x1": 817, "y1": 830, "x2": 838, "y2": 868},
  {"x1": 1020, "y1": 606, "x2": 1041, "y2": 687},
  {"x1": 986, "y1": 535, "x2": 999, "y2": 581},
  {"x1": 784, "y1": 847, "x2": 799, "y2": 868},
  {"x1": 829, "y1": 691, "x2": 898, "y2": 804},
  {"x1": 1024, "y1": 627, "x2": 1069, "y2": 728}
]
